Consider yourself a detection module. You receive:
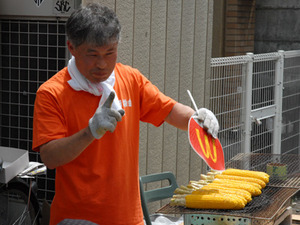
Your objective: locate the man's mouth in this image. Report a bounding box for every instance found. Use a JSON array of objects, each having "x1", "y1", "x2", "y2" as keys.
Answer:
[{"x1": 92, "y1": 71, "x2": 107, "y2": 77}]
